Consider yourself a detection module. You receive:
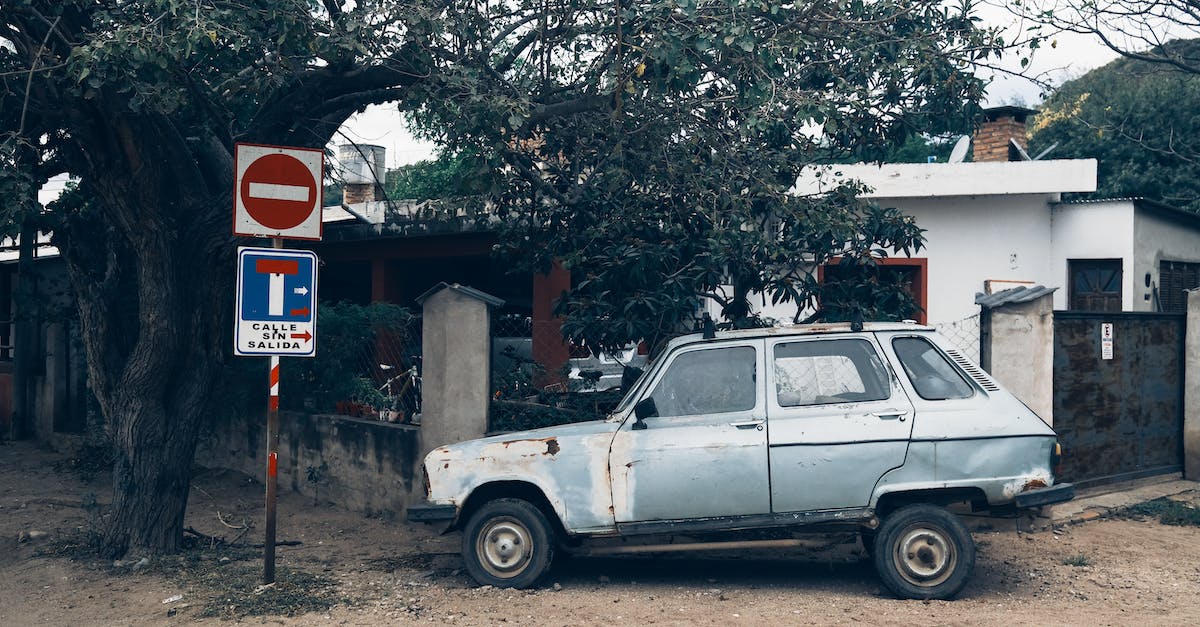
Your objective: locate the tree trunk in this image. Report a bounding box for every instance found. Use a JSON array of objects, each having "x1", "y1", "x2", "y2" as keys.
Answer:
[{"x1": 56, "y1": 111, "x2": 236, "y2": 558}]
